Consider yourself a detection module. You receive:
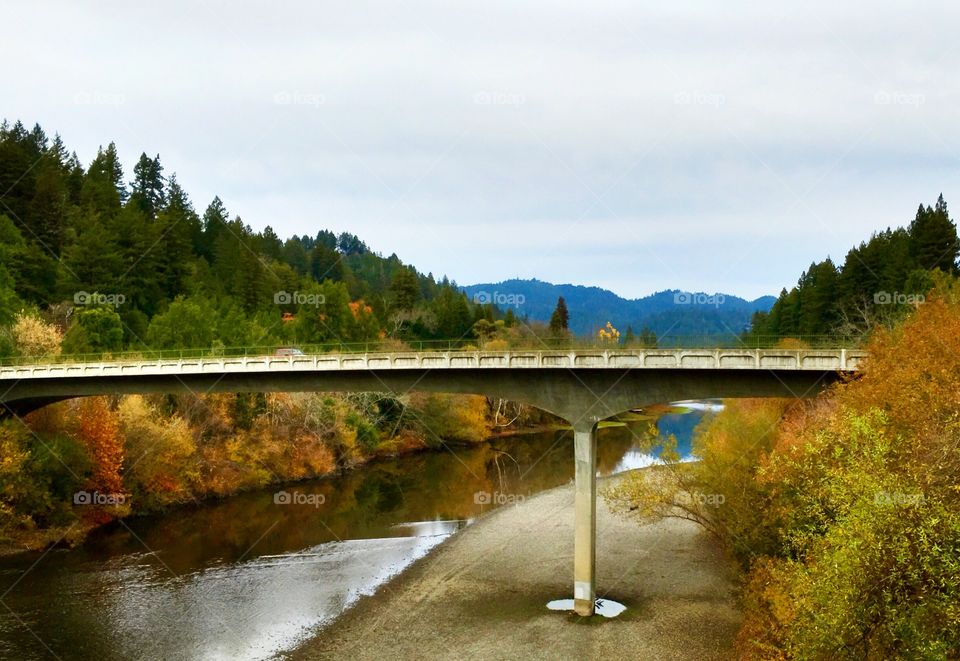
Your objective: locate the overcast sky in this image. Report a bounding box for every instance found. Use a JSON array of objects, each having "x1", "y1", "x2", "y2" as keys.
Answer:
[{"x1": 4, "y1": 1, "x2": 959, "y2": 299}]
